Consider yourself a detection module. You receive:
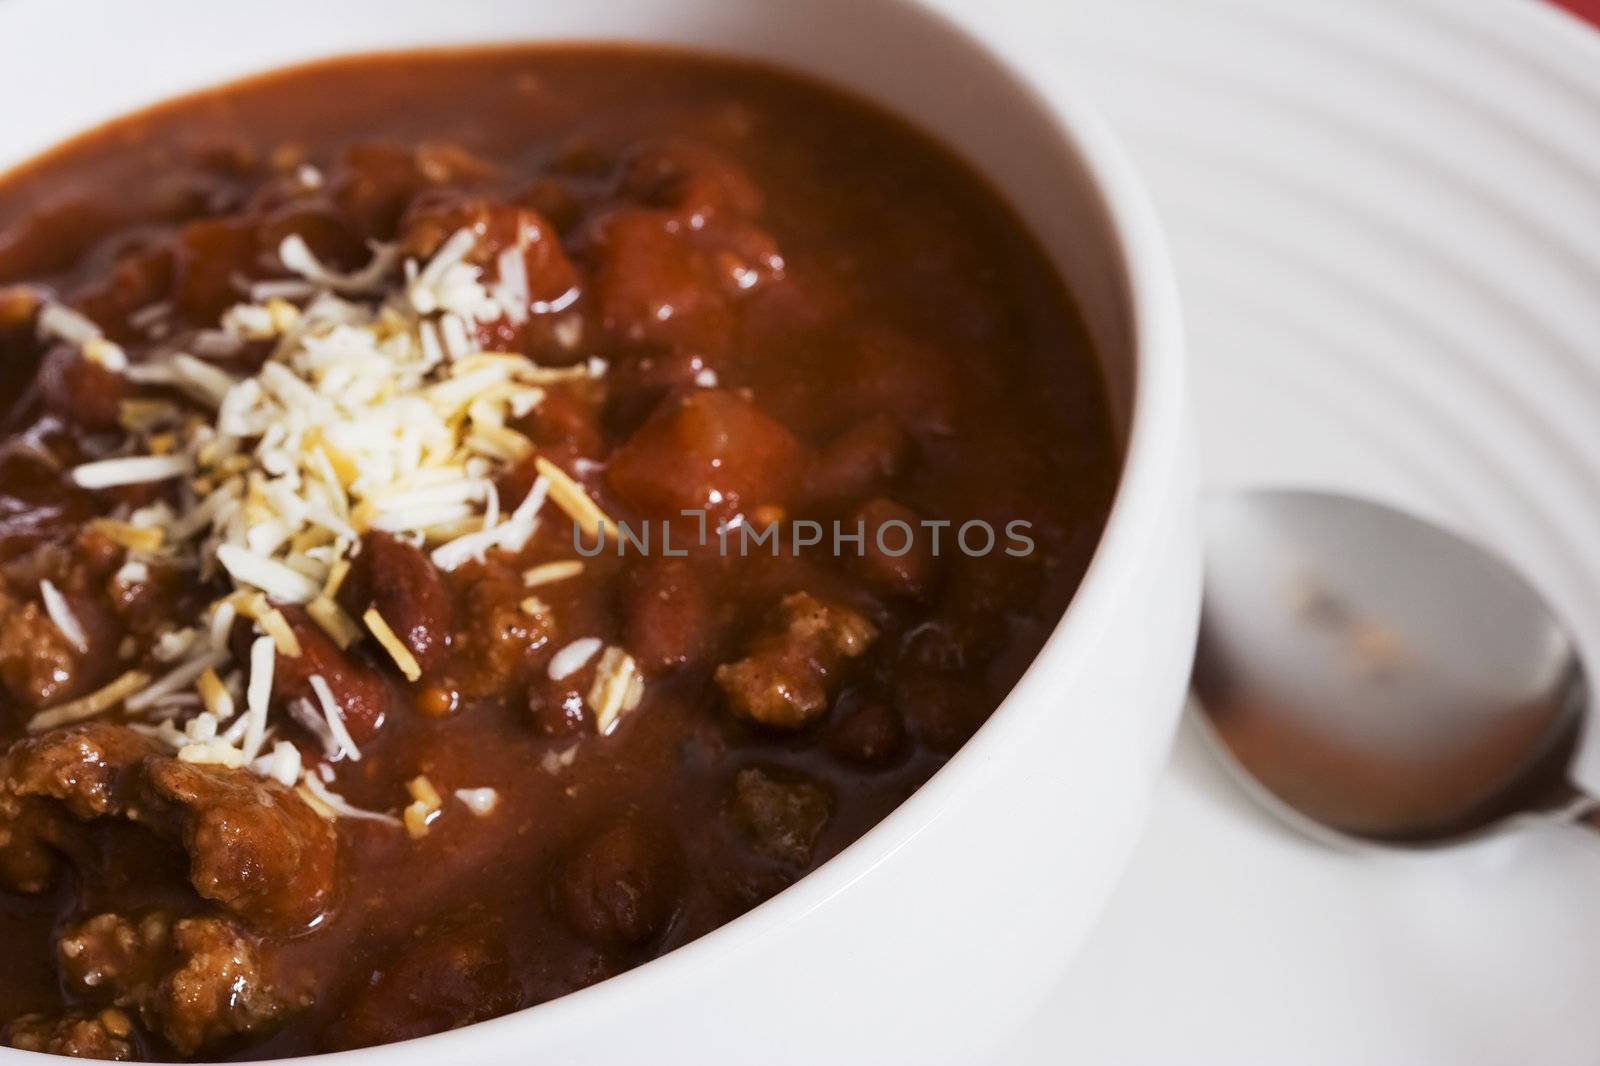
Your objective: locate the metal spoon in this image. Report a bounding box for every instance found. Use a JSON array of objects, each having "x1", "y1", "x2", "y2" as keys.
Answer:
[{"x1": 1191, "y1": 488, "x2": 1593, "y2": 848}]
